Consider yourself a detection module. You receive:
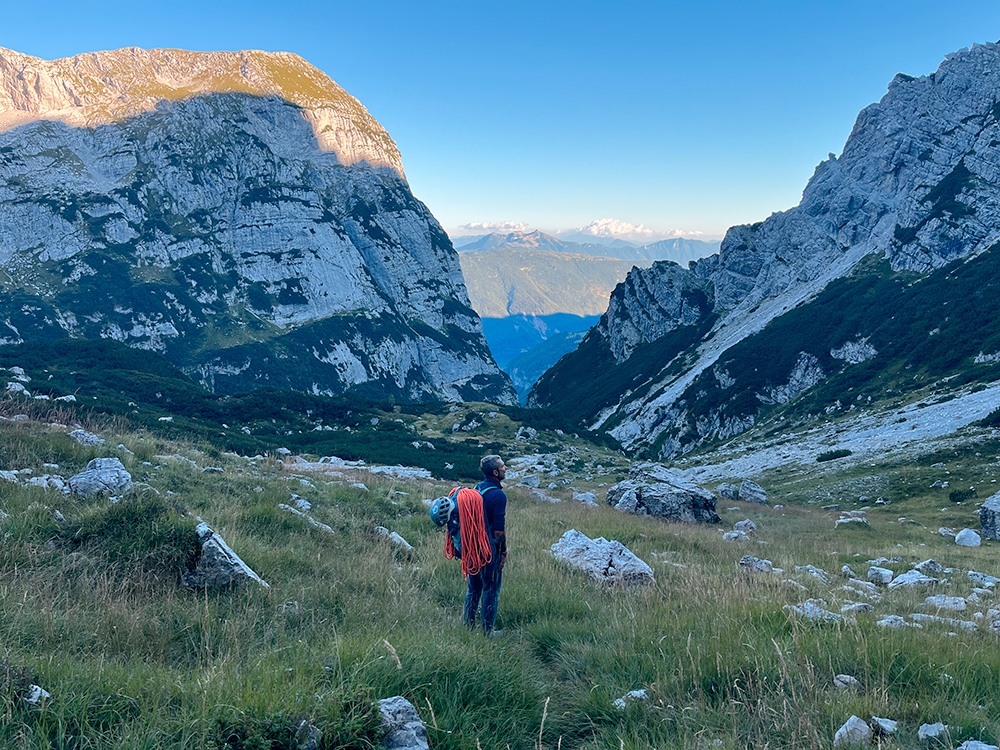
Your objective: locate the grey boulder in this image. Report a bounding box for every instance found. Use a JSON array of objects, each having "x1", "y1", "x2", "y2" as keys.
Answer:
[
  {"x1": 68, "y1": 458, "x2": 132, "y2": 496},
  {"x1": 981, "y1": 492, "x2": 1000, "y2": 540},
  {"x1": 606, "y1": 463, "x2": 720, "y2": 524},
  {"x1": 739, "y1": 480, "x2": 768, "y2": 505},
  {"x1": 379, "y1": 696, "x2": 429, "y2": 750},
  {"x1": 183, "y1": 522, "x2": 269, "y2": 589},
  {"x1": 550, "y1": 529, "x2": 654, "y2": 585}
]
